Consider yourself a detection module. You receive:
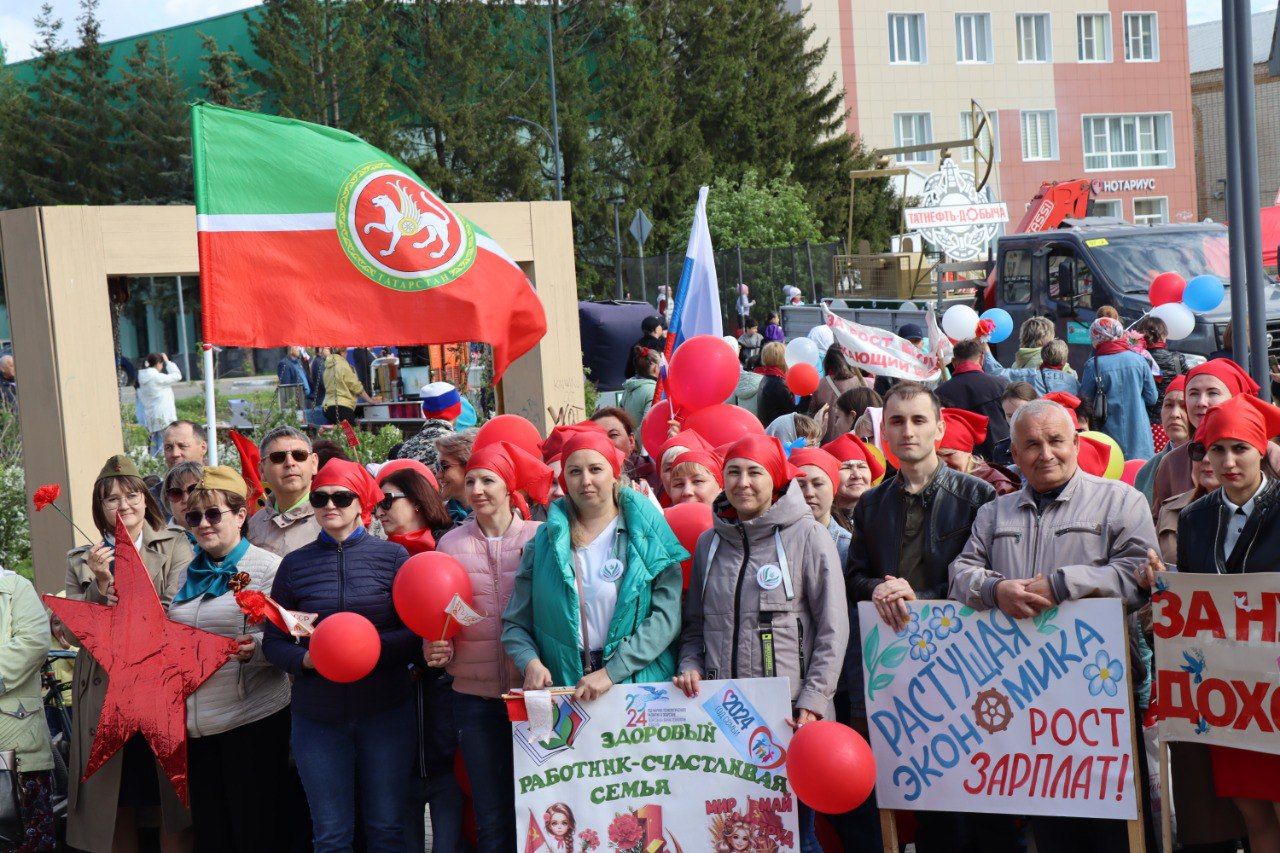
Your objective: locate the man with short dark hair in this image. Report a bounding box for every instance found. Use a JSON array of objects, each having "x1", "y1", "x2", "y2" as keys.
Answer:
[
  {"x1": 162, "y1": 420, "x2": 208, "y2": 467},
  {"x1": 247, "y1": 426, "x2": 321, "y2": 557},
  {"x1": 625, "y1": 316, "x2": 667, "y2": 377},
  {"x1": 936, "y1": 338, "x2": 1009, "y2": 460}
]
